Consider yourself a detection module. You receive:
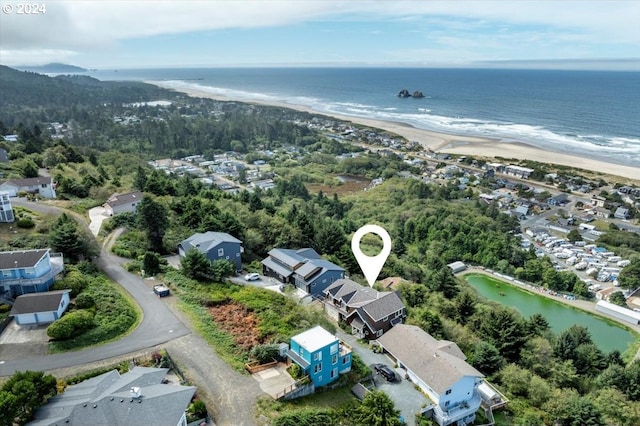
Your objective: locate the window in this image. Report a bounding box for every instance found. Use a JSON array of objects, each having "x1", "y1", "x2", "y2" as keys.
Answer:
[
  {"x1": 330, "y1": 368, "x2": 337, "y2": 379},
  {"x1": 314, "y1": 363, "x2": 322, "y2": 373},
  {"x1": 376, "y1": 329, "x2": 383, "y2": 337},
  {"x1": 445, "y1": 401, "x2": 450, "y2": 407},
  {"x1": 313, "y1": 352, "x2": 322, "y2": 361},
  {"x1": 342, "y1": 355, "x2": 350, "y2": 364},
  {"x1": 299, "y1": 348, "x2": 304, "y2": 356},
  {"x1": 217, "y1": 248, "x2": 224, "y2": 256},
  {"x1": 332, "y1": 354, "x2": 337, "y2": 365},
  {"x1": 445, "y1": 389, "x2": 452, "y2": 395},
  {"x1": 383, "y1": 316, "x2": 388, "y2": 322},
  {"x1": 330, "y1": 343, "x2": 338, "y2": 354}
]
